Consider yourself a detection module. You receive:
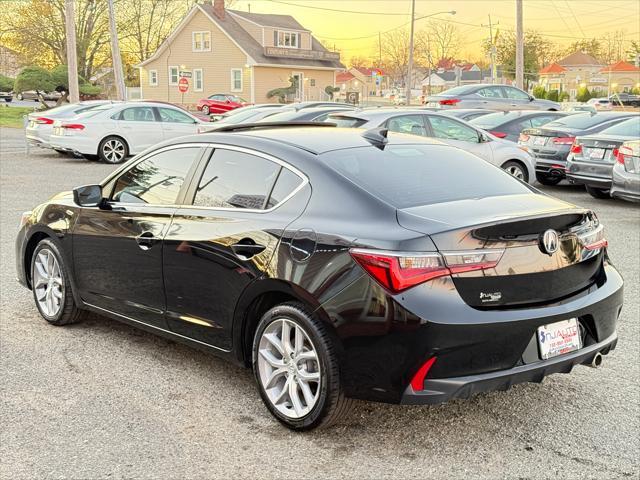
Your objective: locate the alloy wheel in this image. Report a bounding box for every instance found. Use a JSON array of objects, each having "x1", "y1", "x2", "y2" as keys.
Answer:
[
  {"x1": 257, "y1": 318, "x2": 321, "y2": 419},
  {"x1": 33, "y1": 248, "x2": 64, "y2": 317},
  {"x1": 102, "y1": 139, "x2": 125, "y2": 163},
  {"x1": 505, "y1": 164, "x2": 525, "y2": 180}
]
